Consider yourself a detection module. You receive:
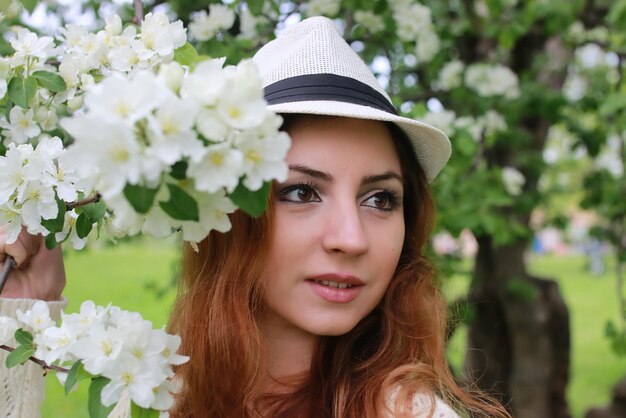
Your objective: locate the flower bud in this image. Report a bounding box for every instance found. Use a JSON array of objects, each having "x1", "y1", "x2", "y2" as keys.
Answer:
[
  {"x1": 0, "y1": 57, "x2": 11, "y2": 79},
  {"x1": 159, "y1": 62, "x2": 185, "y2": 92},
  {"x1": 67, "y1": 95, "x2": 84, "y2": 111},
  {"x1": 6, "y1": 0, "x2": 22, "y2": 19}
]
